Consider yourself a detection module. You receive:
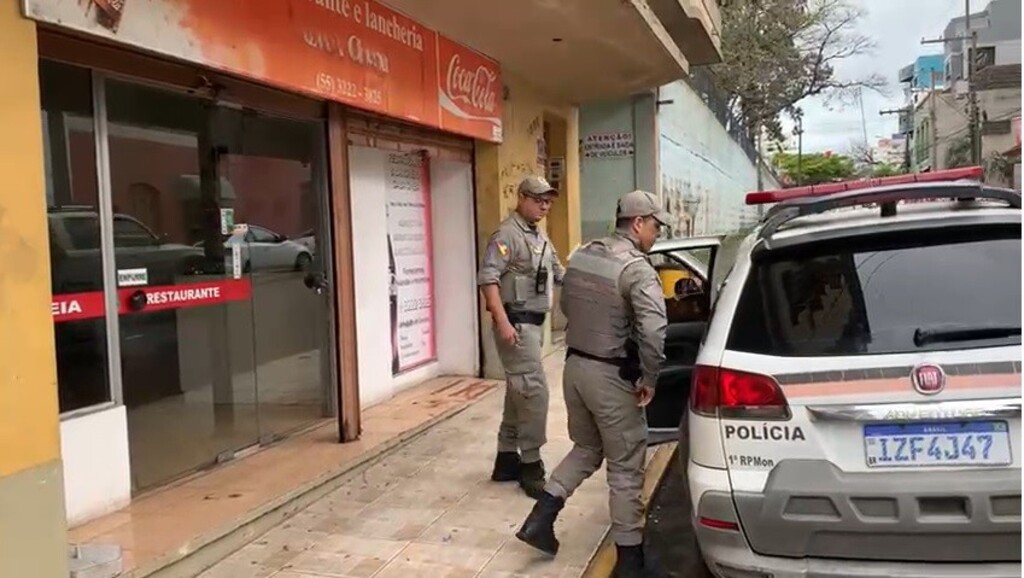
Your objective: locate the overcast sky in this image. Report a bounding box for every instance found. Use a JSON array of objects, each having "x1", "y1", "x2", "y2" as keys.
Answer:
[{"x1": 783, "y1": 0, "x2": 970, "y2": 153}]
